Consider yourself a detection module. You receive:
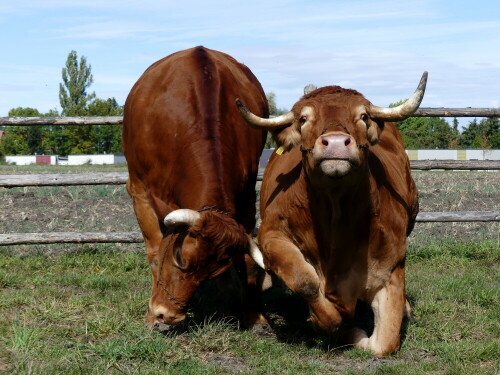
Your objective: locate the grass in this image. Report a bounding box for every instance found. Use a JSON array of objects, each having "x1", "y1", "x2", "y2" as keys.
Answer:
[
  {"x1": 0, "y1": 166, "x2": 498, "y2": 373},
  {"x1": 0, "y1": 240, "x2": 498, "y2": 374},
  {"x1": 0, "y1": 163, "x2": 128, "y2": 174}
]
